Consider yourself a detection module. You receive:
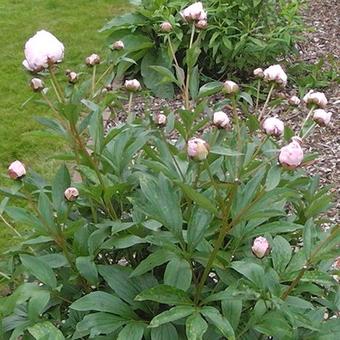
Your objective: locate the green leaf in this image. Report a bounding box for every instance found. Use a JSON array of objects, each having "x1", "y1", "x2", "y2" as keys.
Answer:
[
  {"x1": 117, "y1": 322, "x2": 145, "y2": 340},
  {"x1": 231, "y1": 261, "x2": 265, "y2": 289},
  {"x1": 38, "y1": 192, "x2": 54, "y2": 229},
  {"x1": 187, "y1": 207, "x2": 213, "y2": 250},
  {"x1": 100, "y1": 13, "x2": 146, "y2": 31},
  {"x1": 186, "y1": 312, "x2": 208, "y2": 340},
  {"x1": 272, "y1": 236, "x2": 292, "y2": 273},
  {"x1": 70, "y1": 291, "x2": 135, "y2": 318},
  {"x1": 52, "y1": 164, "x2": 70, "y2": 211},
  {"x1": 130, "y1": 249, "x2": 173, "y2": 277},
  {"x1": 303, "y1": 219, "x2": 313, "y2": 260},
  {"x1": 28, "y1": 321, "x2": 64, "y2": 340},
  {"x1": 245, "y1": 221, "x2": 304, "y2": 238},
  {"x1": 76, "y1": 256, "x2": 98, "y2": 285},
  {"x1": 201, "y1": 306, "x2": 235, "y2": 339},
  {"x1": 265, "y1": 165, "x2": 281, "y2": 191},
  {"x1": 149, "y1": 306, "x2": 195, "y2": 328},
  {"x1": 254, "y1": 311, "x2": 292, "y2": 338},
  {"x1": 174, "y1": 181, "x2": 217, "y2": 214},
  {"x1": 210, "y1": 145, "x2": 243, "y2": 156},
  {"x1": 221, "y1": 299, "x2": 242, "y2": 332},
  {"x1": 20, "y1": 255, "x2": 57, "y2": 289},
  {"x1": 135, "y1": 285, "x2": 192, "y2": 305},
  {"x1": 28, "y1": 290, "x2": 50, "y2": 321},
  {"x1": 149, "y1": 65, "x2": 180, "y2": 86},
  {"x1": 189, "y1": 65, "x2": 200, "y2": 100},
  {"x1": 198, "y1": 81, "x2": 223, "y2": 98},
  {"x1": 164, "y1": 258, "x2": 192, "y2": 291},
  {"x1": 151, "y1": 323, "x2": 178, "y2": 340}
]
